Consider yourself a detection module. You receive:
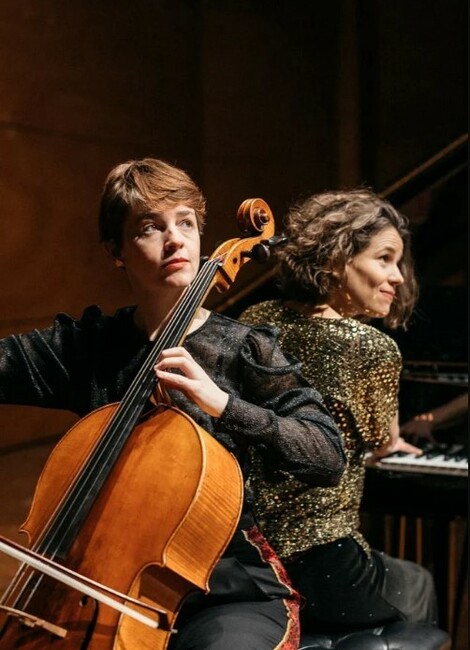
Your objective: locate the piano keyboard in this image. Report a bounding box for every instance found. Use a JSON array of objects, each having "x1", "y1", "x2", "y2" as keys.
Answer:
[{"x1": 367, "y1": 444, "x2": 468, "y2": 477}]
